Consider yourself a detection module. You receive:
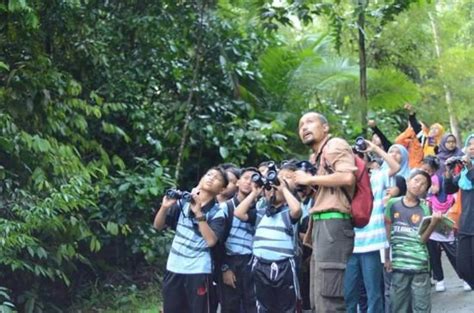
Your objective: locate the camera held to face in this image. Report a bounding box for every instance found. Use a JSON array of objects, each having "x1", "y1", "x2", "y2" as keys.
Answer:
[
  {"x1": 354, "y1": 136, "x2": 367, "y2": 152},
  {"x1": 446, "y1": 156, "x2": 464, "y2": 170}
]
